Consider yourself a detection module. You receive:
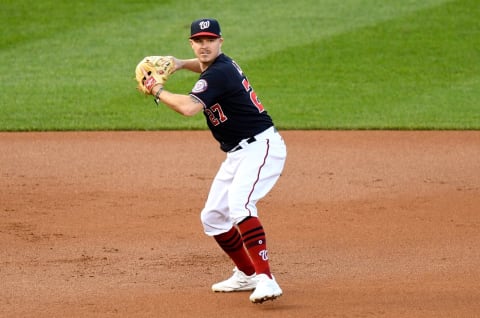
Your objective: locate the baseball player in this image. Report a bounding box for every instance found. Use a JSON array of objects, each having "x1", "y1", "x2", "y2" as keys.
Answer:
[{"x1": 136, "y1": 18, "x2": 287, "y2": 304}]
